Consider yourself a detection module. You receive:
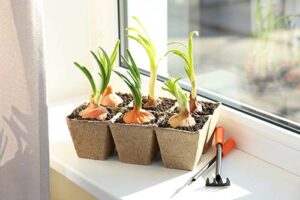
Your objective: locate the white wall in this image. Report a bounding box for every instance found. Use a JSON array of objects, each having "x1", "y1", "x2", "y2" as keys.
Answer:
[
  {"x1": 0, "y1": 0, "x2": 49, "y2": 199},
  {"x1": 43, "y1": 0, "x2": 119, "y2": 103}
]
